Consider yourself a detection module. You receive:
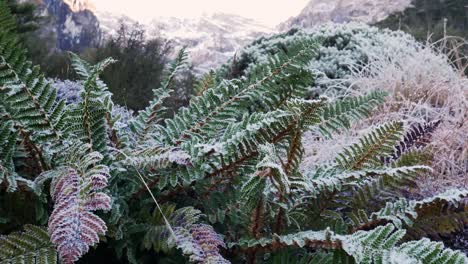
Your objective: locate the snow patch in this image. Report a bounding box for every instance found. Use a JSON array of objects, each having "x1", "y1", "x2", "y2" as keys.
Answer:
[{"x1": 63, "y1": 15, "x2": 82, "y2": 40}]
